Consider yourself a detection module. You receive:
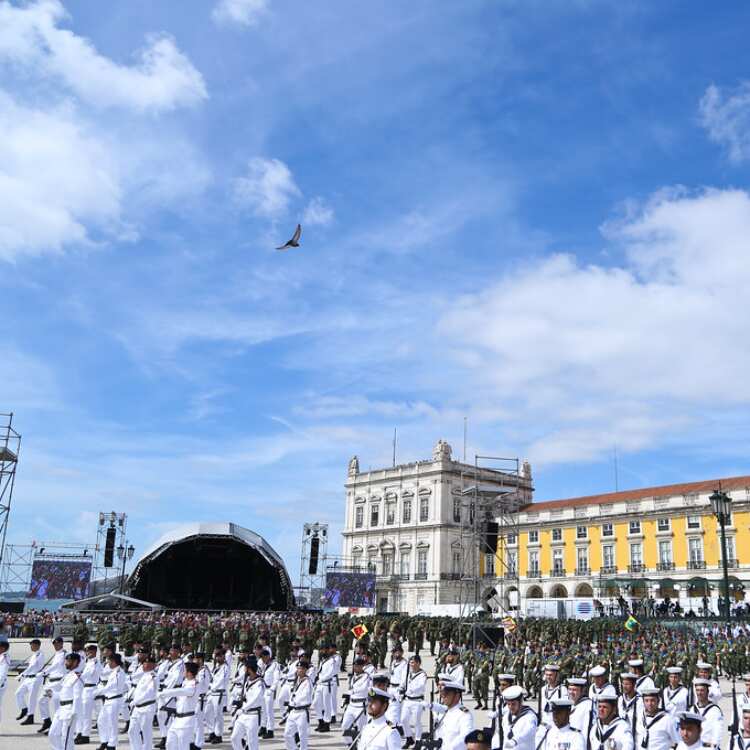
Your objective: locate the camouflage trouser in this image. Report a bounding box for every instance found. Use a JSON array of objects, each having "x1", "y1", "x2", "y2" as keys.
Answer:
[
  {"x1": 472, "y1": 676, "x2": 489, "y2": 704},
  {"x1": 524, "y1": 670, "x2": 538, "y2": 697}
]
